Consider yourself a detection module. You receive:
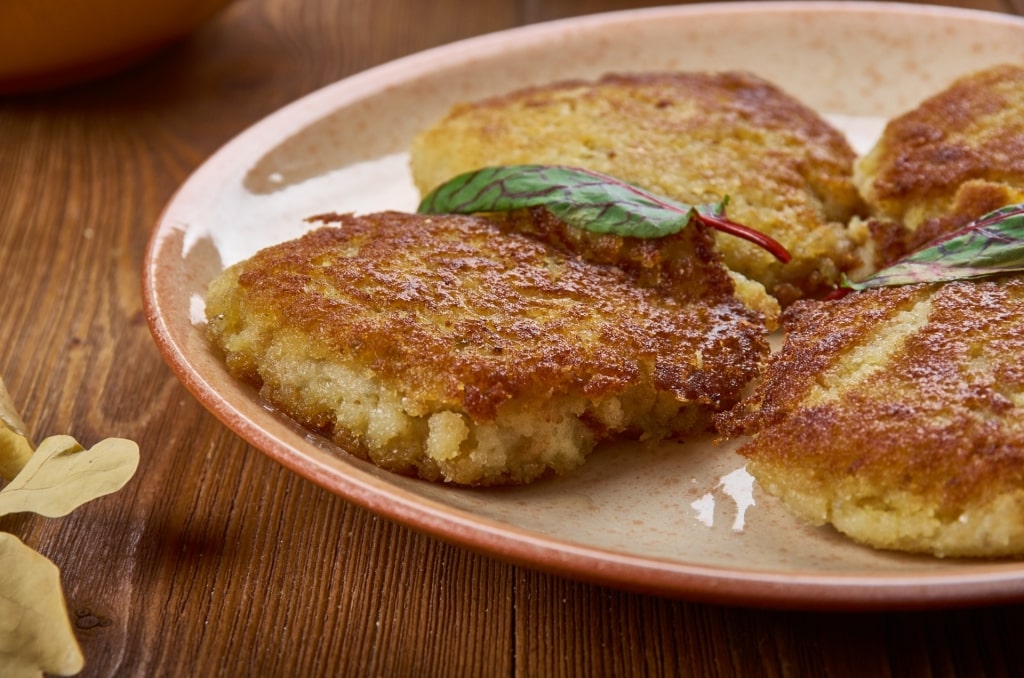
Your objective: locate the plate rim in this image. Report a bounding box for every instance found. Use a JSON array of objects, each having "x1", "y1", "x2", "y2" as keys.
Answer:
[{"x1": 143, "y1": 0, "x2": 1024, "y2": 610}]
